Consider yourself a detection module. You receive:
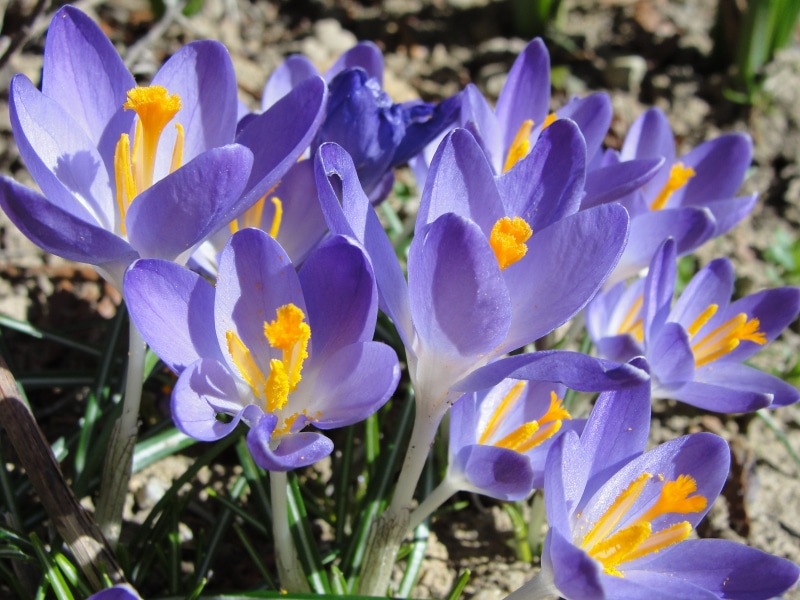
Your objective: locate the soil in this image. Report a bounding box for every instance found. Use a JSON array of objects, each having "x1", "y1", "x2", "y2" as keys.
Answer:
[{"x1": 0, "y1": 0, "x2": 799, "y2": 598}]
